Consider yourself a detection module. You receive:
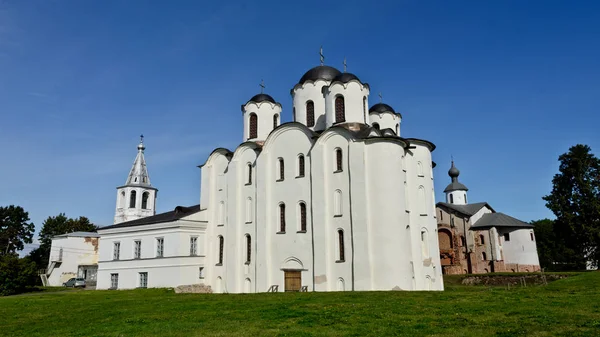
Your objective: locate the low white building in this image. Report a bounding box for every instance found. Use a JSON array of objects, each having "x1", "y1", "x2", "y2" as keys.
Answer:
[
  {"x1": 44, "y1": 232, "x2": 100, "y2": 287},
  {"x1": 97, "y1": 57, "x2": 444, "y2": 292}
]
